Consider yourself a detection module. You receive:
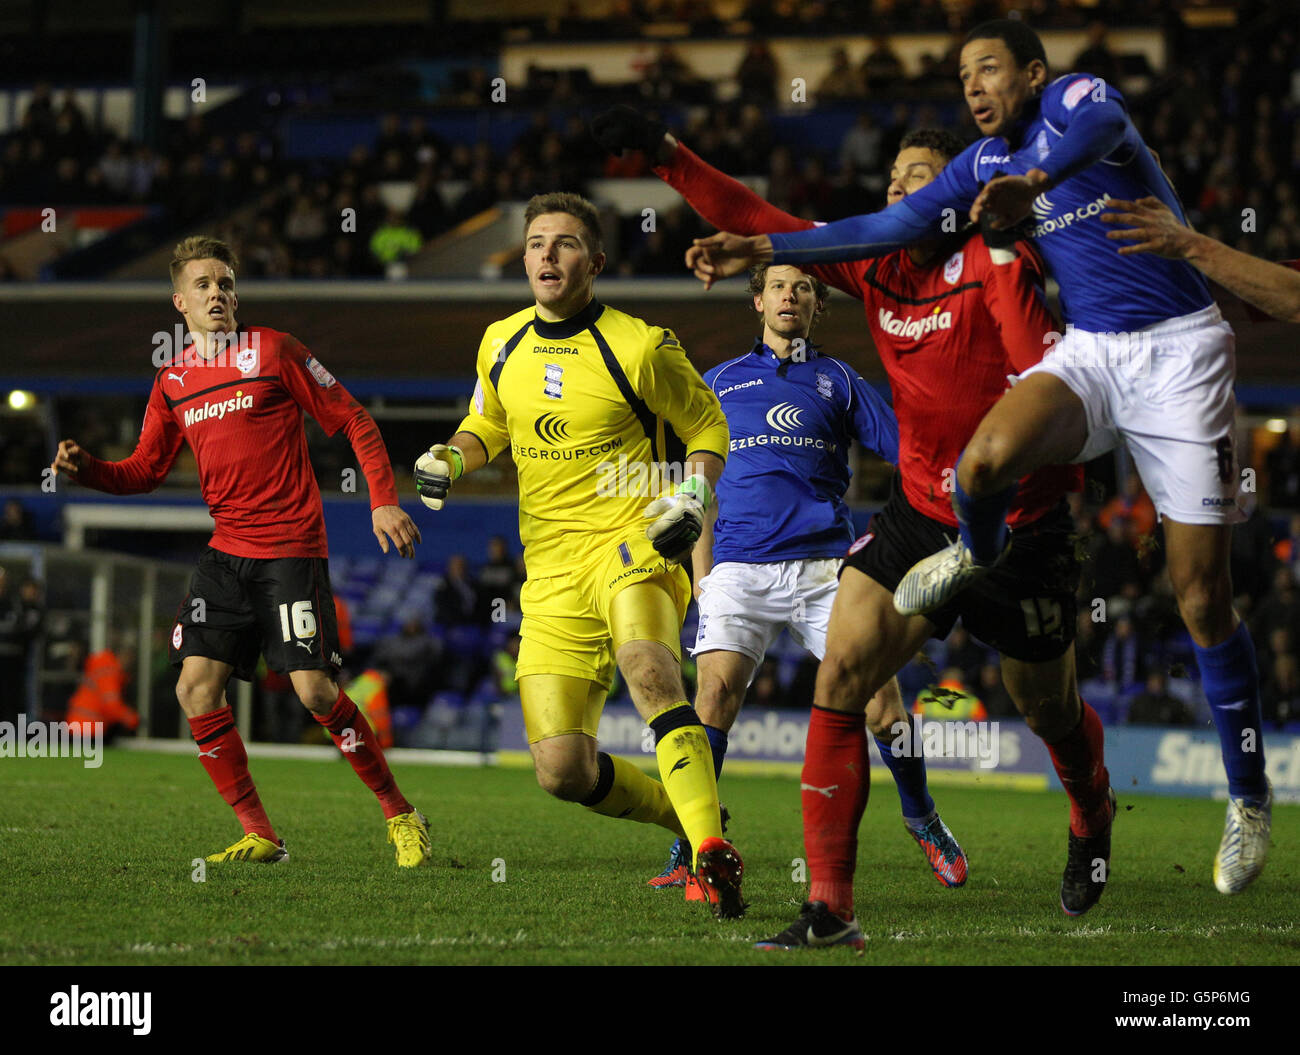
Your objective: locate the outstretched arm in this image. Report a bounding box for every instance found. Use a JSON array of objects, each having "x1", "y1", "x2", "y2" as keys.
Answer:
[
  {"x1": 58, "y1": 382, "x2": 184, "y2": 494},
  {"x1": 686, "y1": 161, "x2": 974, "y2": 287},
  {"x1": 651, "y1": 136, "x2": 866, "y2": 298},
  {"x1": 1102, "y1": 196, "x2": 1300, "y2": 323}
]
